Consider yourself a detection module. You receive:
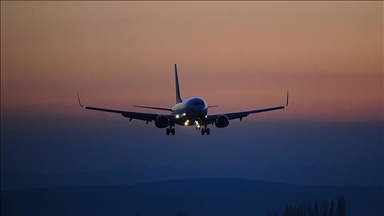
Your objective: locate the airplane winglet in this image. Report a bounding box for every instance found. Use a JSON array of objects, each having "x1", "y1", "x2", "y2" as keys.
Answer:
[
  {"x1": 286, "y1": 91, "x2": 289, "y2": 107},
  {"x1": 77, "y1": 92, "x2": 85, "y2": 108}
]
